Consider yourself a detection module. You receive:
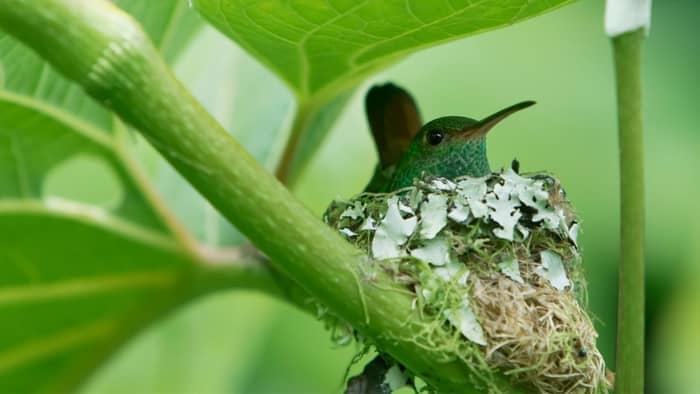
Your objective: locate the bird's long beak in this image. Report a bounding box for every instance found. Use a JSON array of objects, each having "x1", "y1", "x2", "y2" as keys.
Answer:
[{"x1": 460, "y1": 100, "x2": 536, "y2": 139}]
